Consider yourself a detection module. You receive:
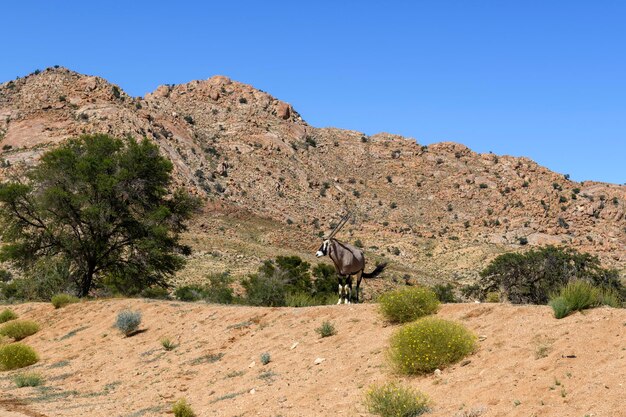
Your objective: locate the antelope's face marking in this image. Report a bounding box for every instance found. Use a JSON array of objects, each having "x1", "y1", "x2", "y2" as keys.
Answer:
[{"x1": 316, "y1": 240, "x2": 330, "y2": 257}]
